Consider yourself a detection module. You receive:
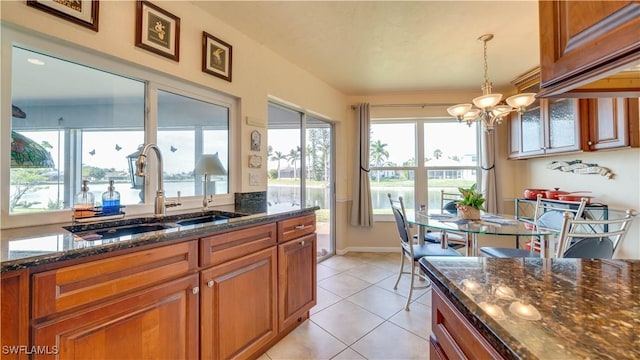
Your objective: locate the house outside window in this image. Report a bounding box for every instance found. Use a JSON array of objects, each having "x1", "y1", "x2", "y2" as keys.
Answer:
[{"x1": 369, "y1": 119, "x2": 480, "y2": 216}]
